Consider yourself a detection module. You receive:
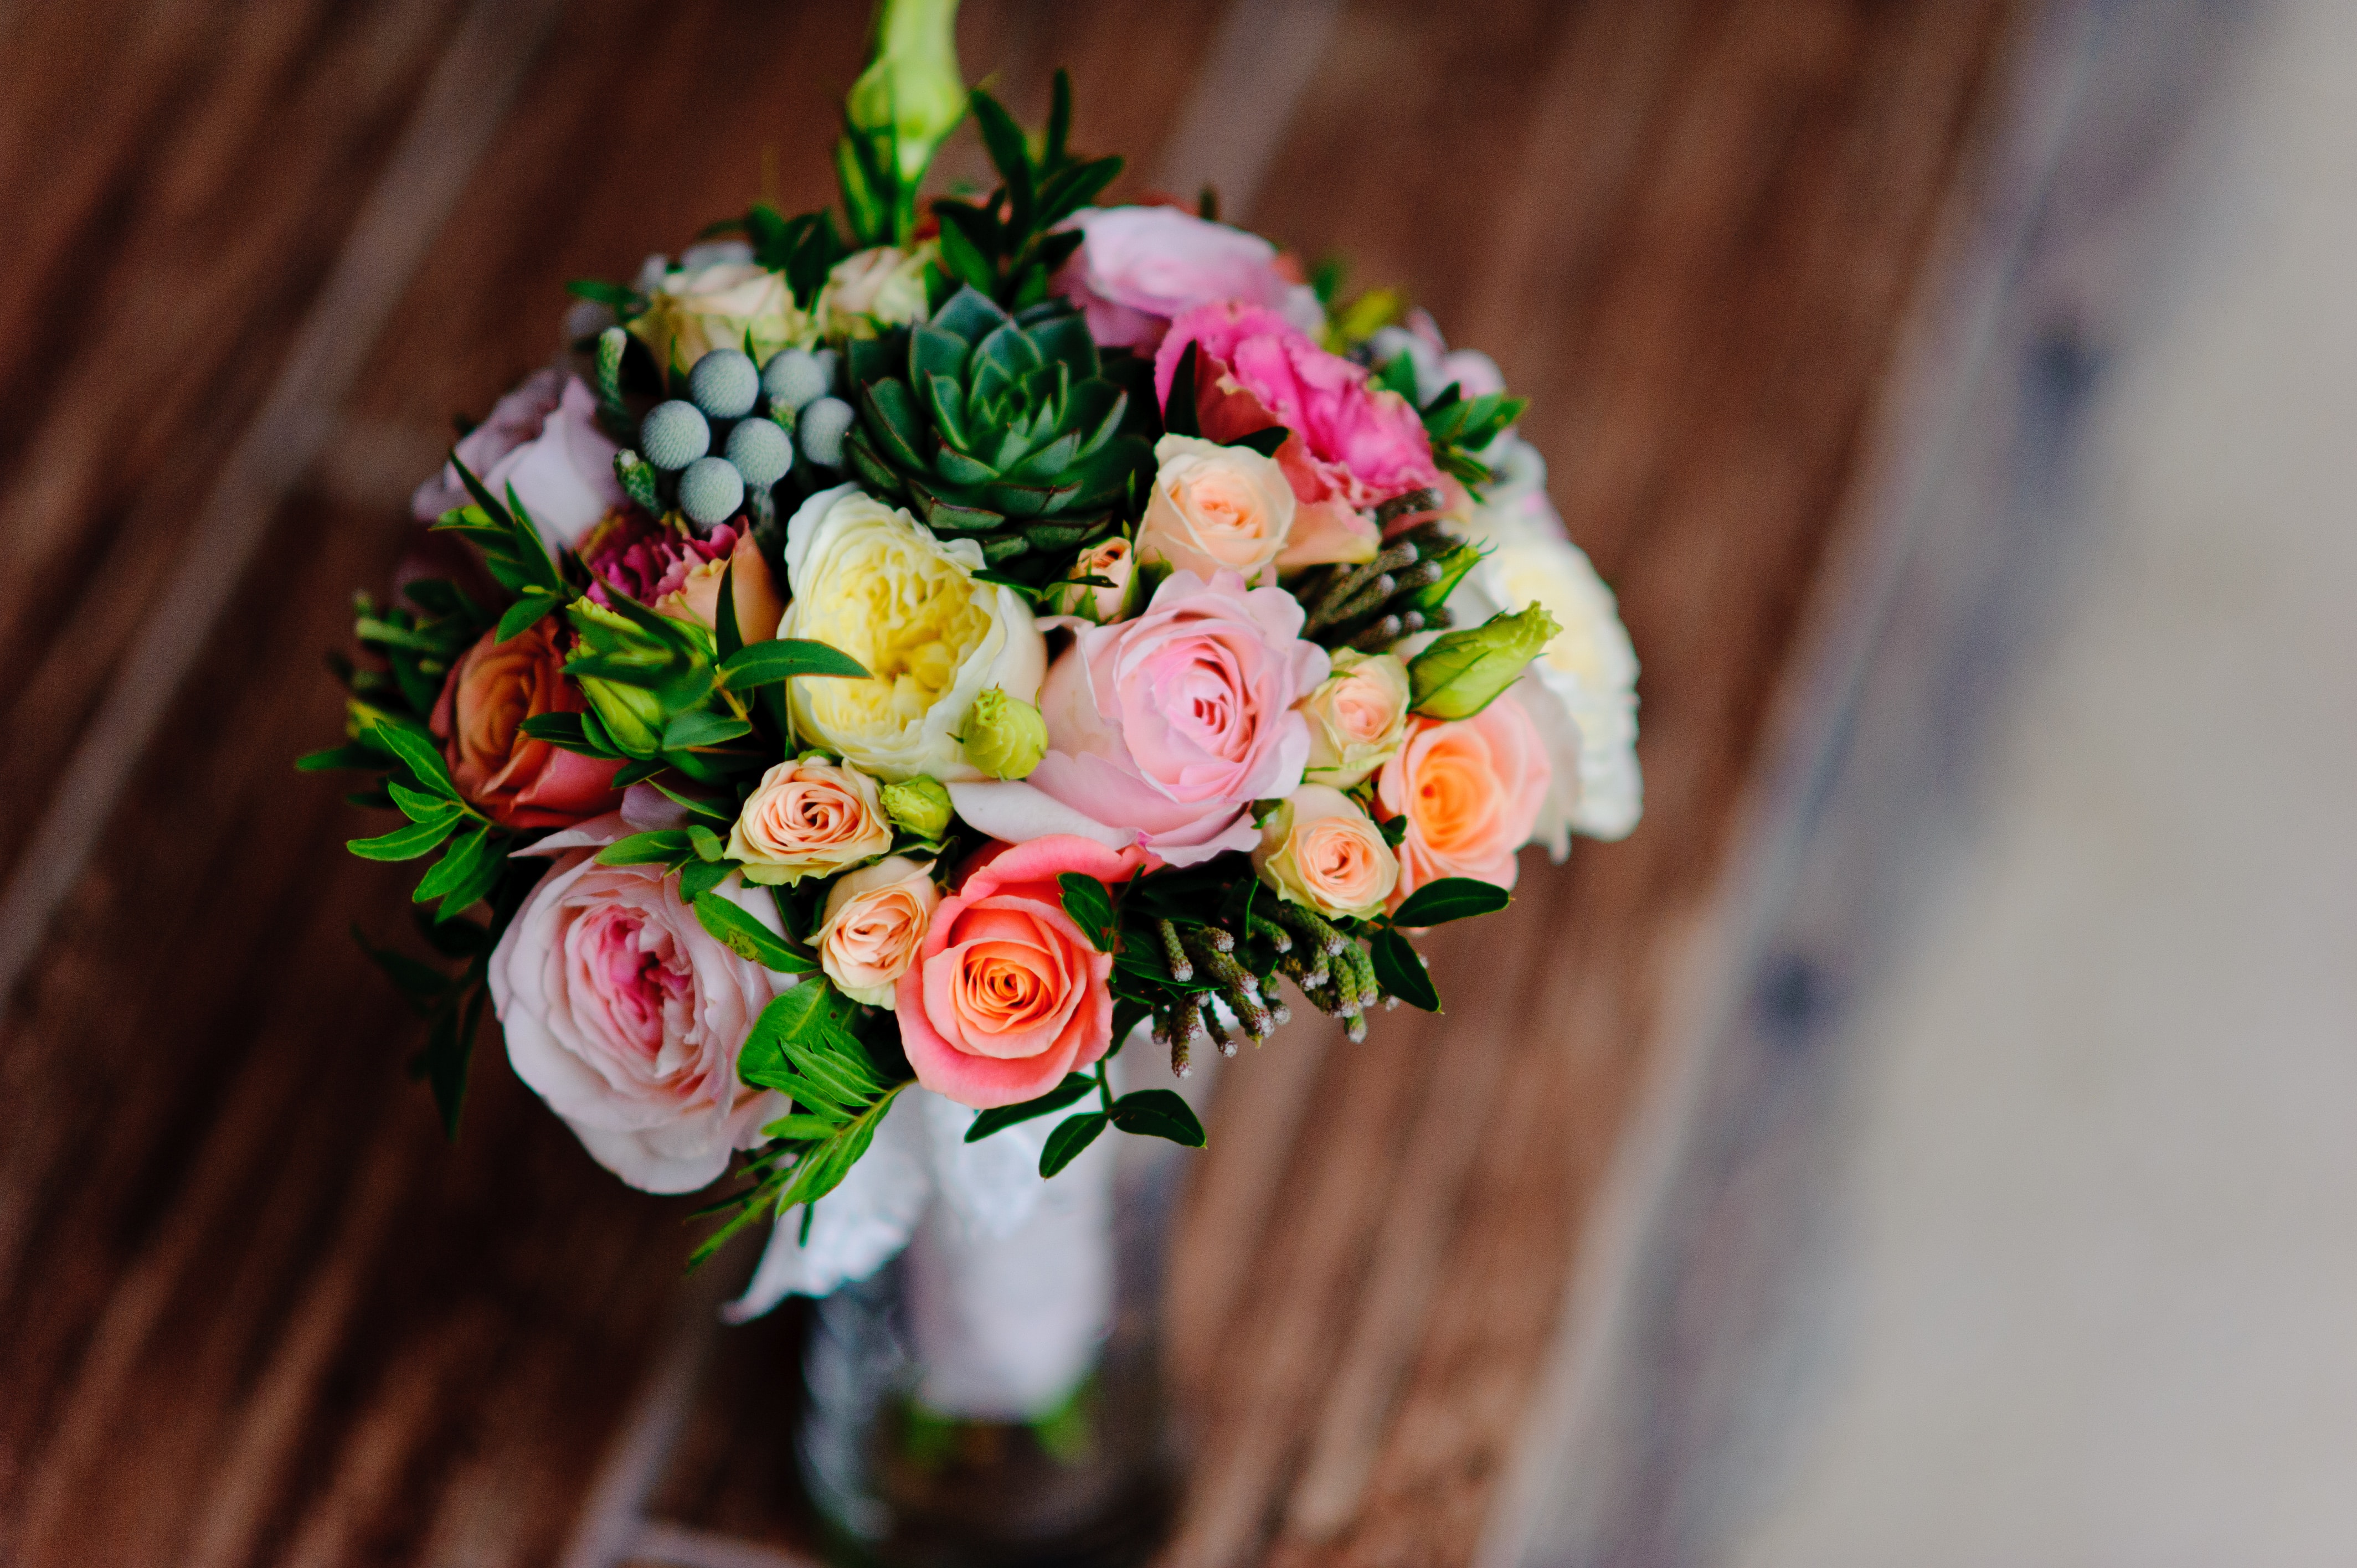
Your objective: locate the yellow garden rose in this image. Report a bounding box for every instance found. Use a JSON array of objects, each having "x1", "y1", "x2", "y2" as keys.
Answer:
[{"x1": 774, "y1": 485, "x2": 1047, "y2": 781}]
